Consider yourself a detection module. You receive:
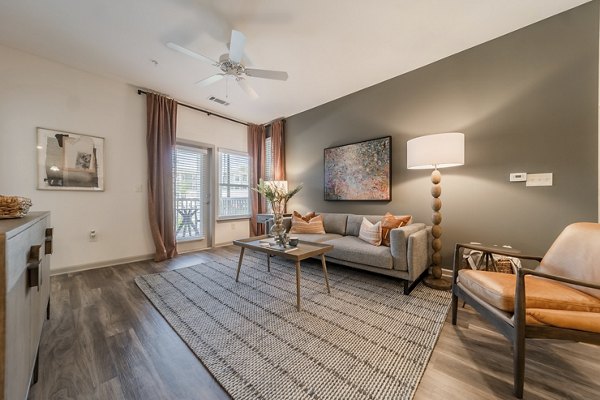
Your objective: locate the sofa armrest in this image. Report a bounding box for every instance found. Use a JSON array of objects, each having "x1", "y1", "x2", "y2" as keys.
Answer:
[
  {"x1": 407, "y1": 229, "x2": 431, "y2": 280},
  {"x1": 390, "y1": 223, "x2": 426, "y2": 272}
]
